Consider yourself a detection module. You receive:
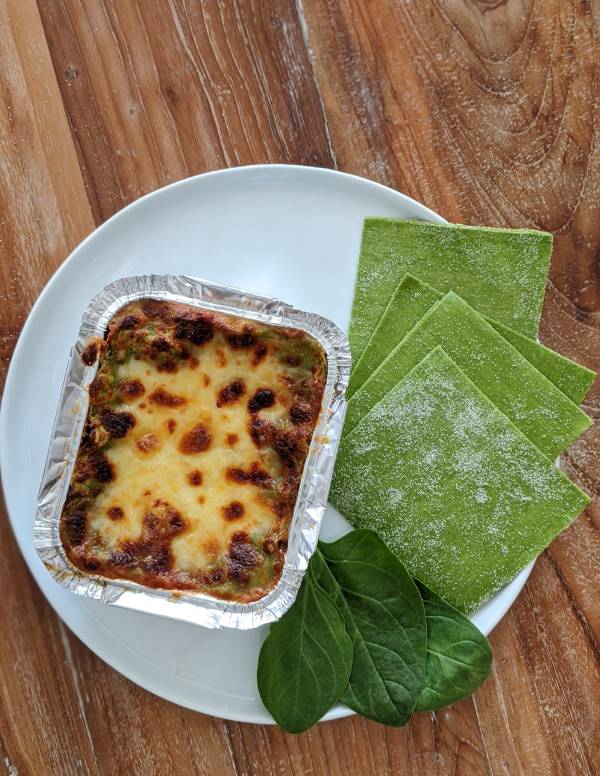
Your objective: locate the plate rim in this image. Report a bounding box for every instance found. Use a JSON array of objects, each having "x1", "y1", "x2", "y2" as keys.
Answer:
[{"x1": 0, "y1": 163, "x2": 534, "y2": 725}]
